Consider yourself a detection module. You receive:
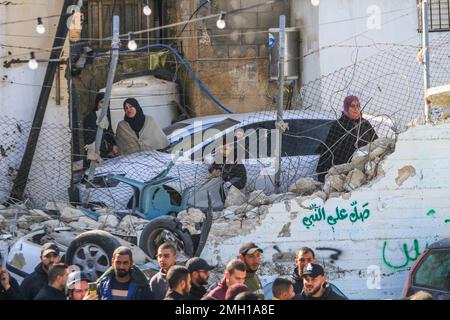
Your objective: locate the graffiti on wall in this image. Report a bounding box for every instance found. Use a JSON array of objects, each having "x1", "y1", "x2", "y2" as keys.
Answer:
[
  {"x1": 302, "y1": 201, "x2": 371, "y2": 229},
  {"x1": 382, "y1": 239, "x2": 429, "y2": 270}
]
